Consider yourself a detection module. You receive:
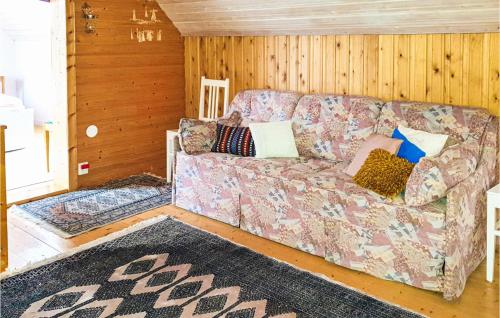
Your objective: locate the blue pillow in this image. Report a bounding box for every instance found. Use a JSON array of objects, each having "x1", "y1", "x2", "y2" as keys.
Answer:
[{"x1": 391, "y1": 128, "x2": 426, "y2": 164}]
